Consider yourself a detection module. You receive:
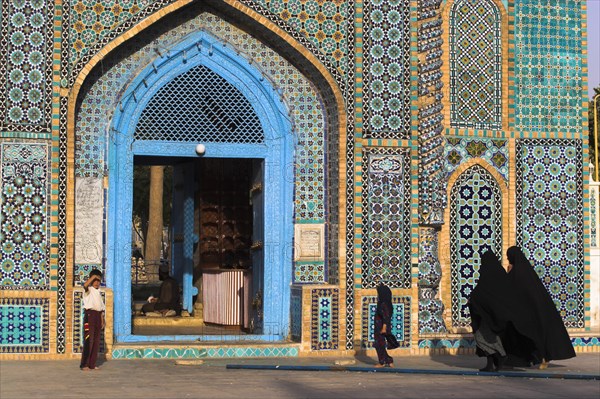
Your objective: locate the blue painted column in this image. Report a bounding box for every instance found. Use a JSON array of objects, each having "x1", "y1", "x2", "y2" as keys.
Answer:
[
  {"x1": 182, "y1": 163, "x2": 198, "y2": 314},
  {"x1": 251, "y1": 159, "x2": 264, "y2": 333},
  {"x1": 171, "y1": 163, "x2": 198, "y2": 314}
]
